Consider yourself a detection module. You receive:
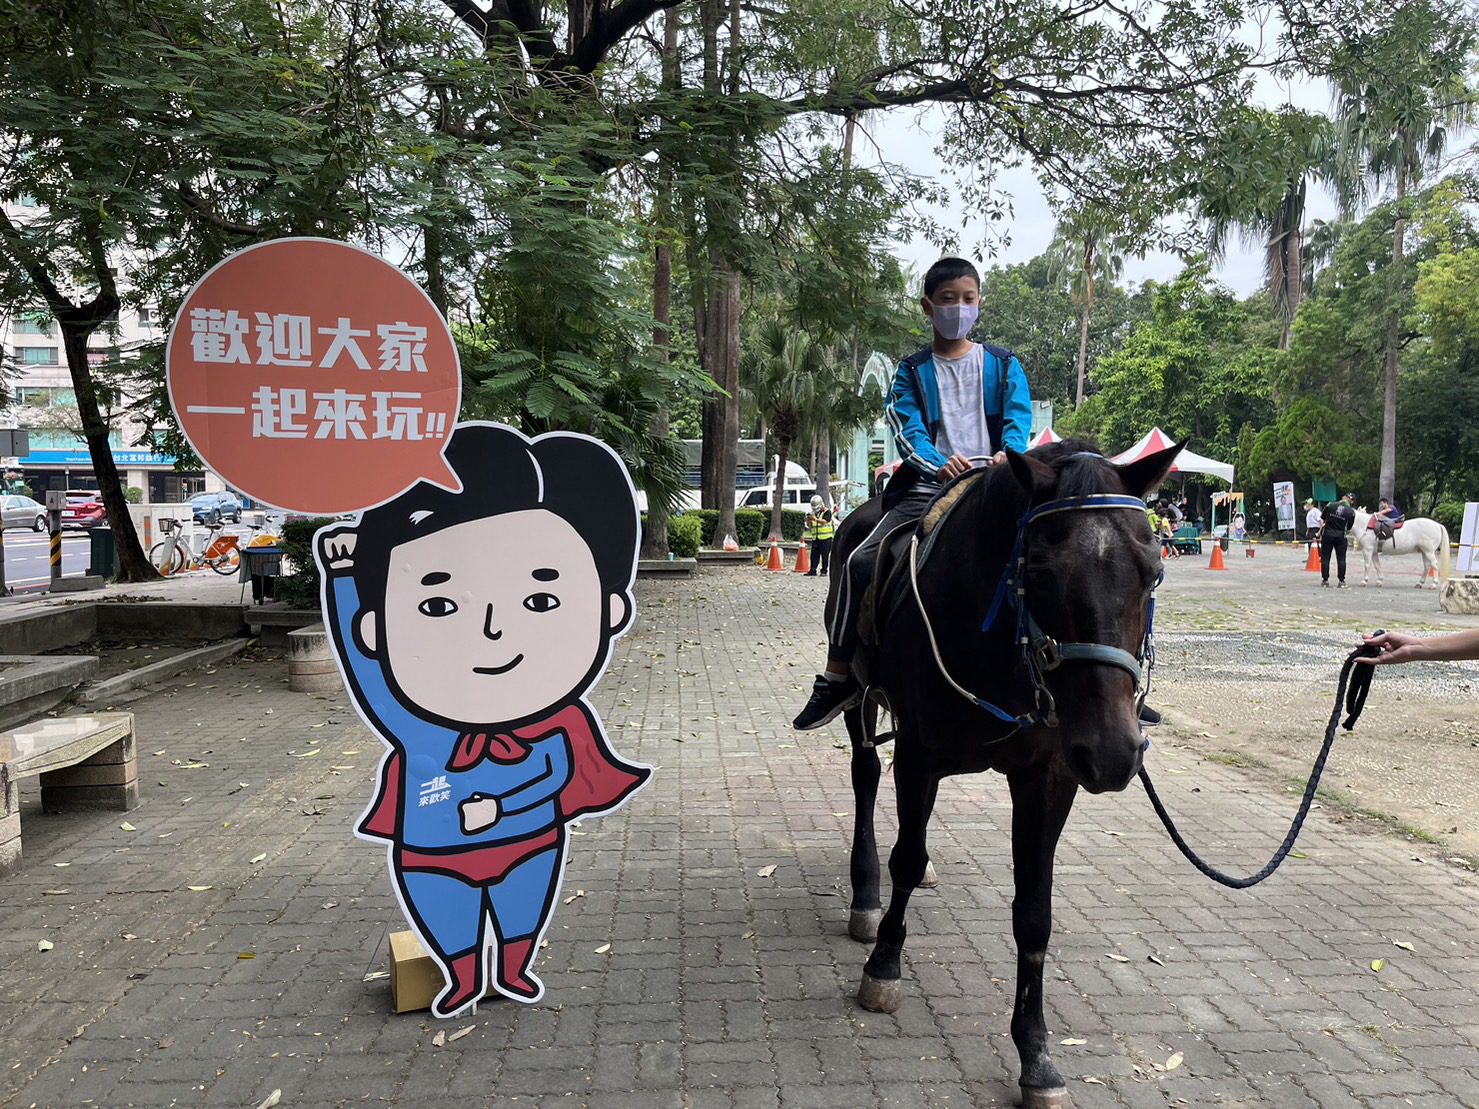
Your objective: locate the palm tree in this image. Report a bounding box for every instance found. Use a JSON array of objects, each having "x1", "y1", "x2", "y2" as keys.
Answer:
[
  {"x1": 1191, "y1": 108, "x2": 1333, "y2": 350},
  {"x1": 807, "y1": 357, "x2": 885, "y2": 511},
  {"x1": 1048, "y1": 207, "x2": 1129, "y2": 407},
  {"x1": 1329, "y1": 1, "x2": 1477, "y2": 500},
  {"x1": 749, "y1": 318, "x2": 825, "y2": 540}
]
